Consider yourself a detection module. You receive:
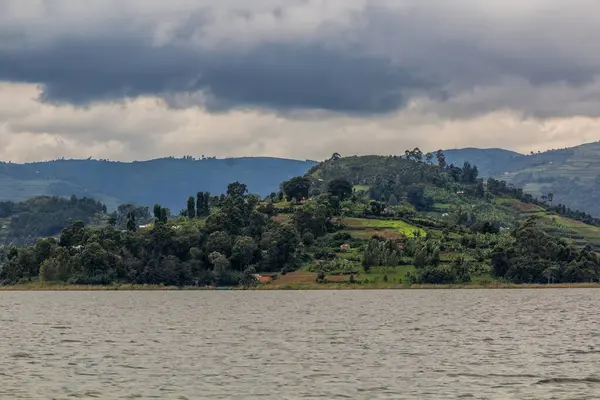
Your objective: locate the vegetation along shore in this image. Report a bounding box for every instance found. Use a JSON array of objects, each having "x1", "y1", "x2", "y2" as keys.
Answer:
[{"x1": 3, "y1": 149, "x2": 600, "y2": 289}]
